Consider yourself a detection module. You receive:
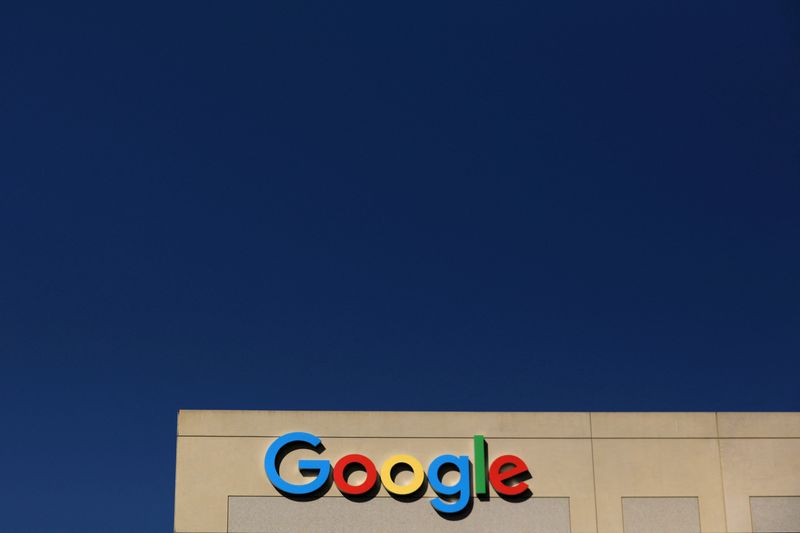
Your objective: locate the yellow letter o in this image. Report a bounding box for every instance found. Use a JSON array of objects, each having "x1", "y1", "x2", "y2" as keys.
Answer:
[{"x1": 380, "y1": 454, "x2": 425, "y2": 496}]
